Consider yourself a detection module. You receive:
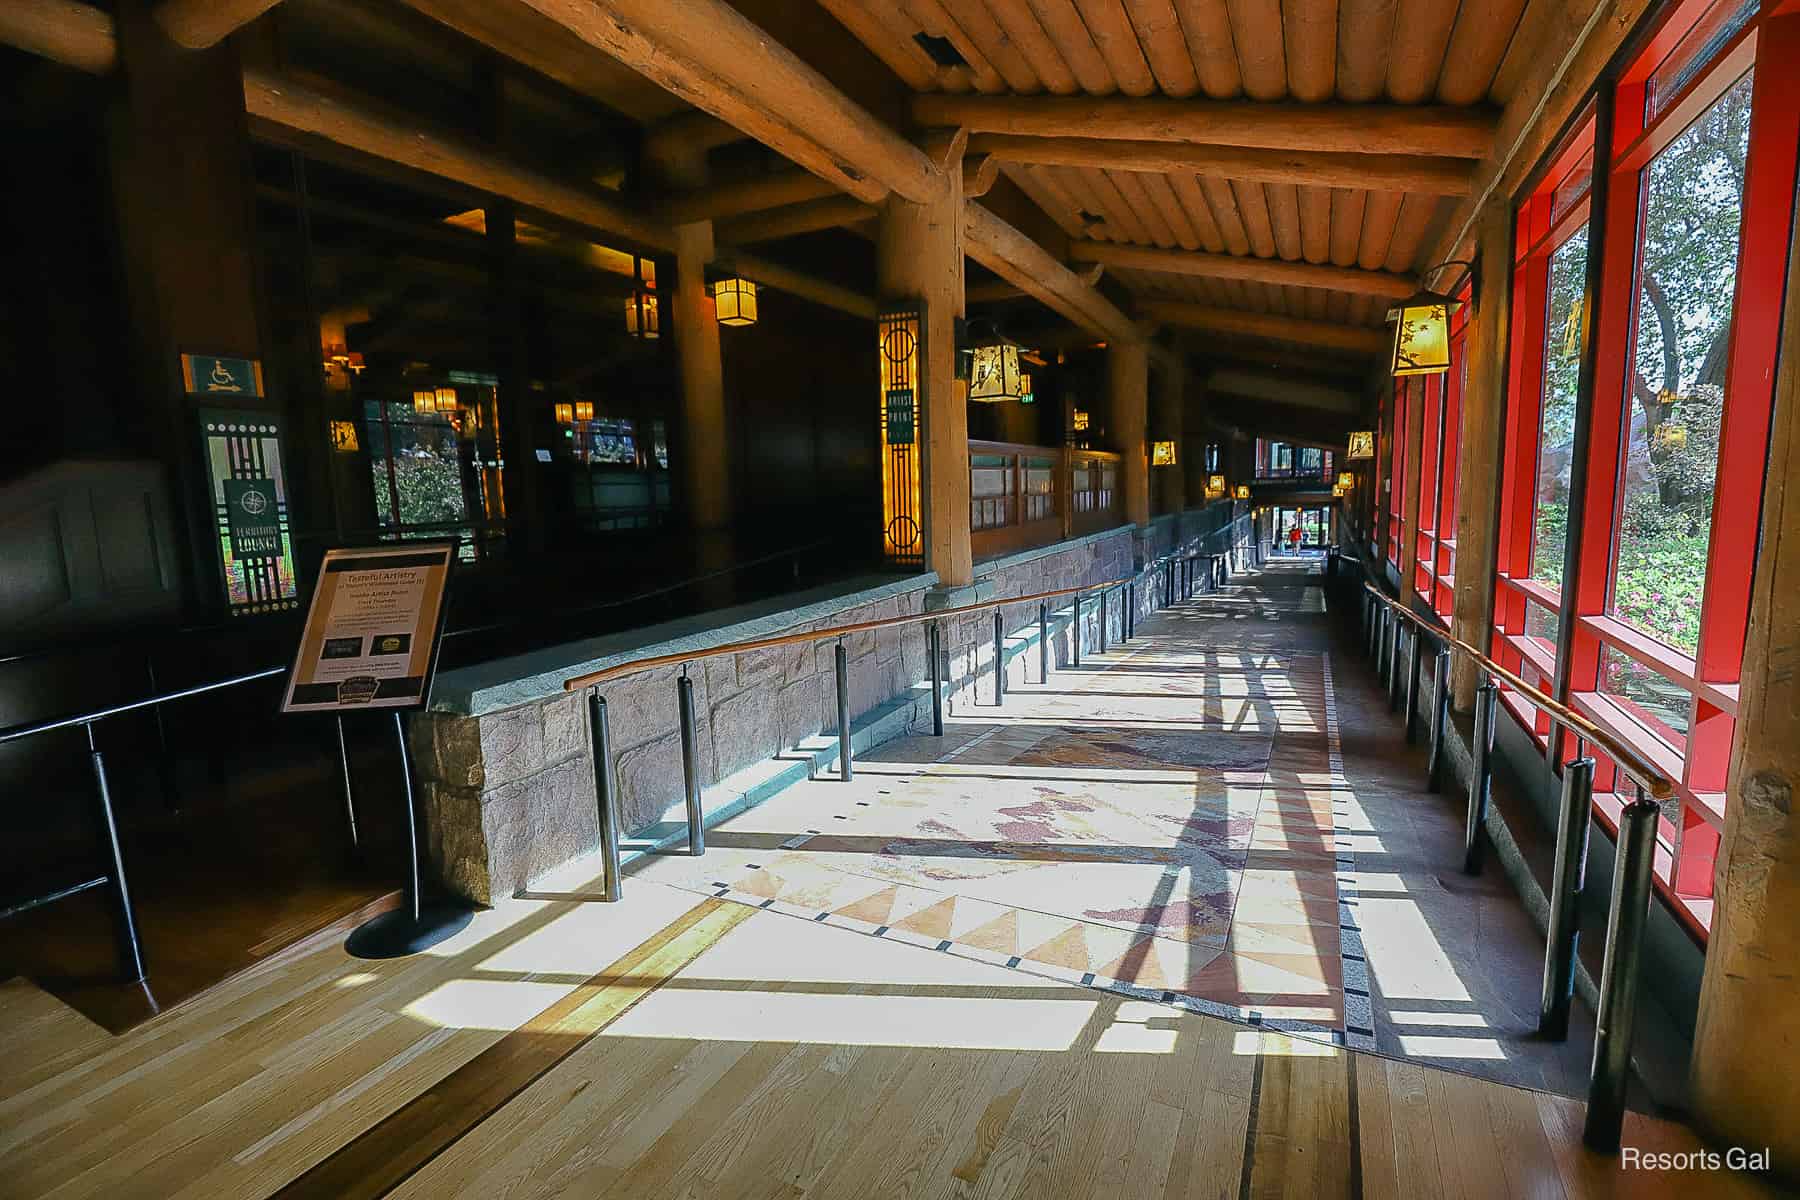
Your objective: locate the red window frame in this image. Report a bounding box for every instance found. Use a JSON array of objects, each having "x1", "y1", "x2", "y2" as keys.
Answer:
[
  {"x1": 1408, "y1": 302, "x2": 1469, "y2": 621},
  {"x1": 1490, "y1": 0, "x2": 1800, "y2": 941}
]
